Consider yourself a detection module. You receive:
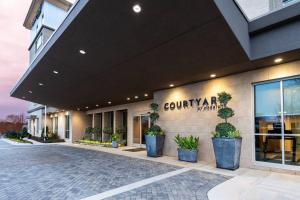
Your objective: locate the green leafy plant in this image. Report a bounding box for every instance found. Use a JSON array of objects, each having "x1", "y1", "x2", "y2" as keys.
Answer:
[
  {"x1": 103, "y1": 127, "x2": 113, "y2": 135},
  {"x1": 85, "y1": 127, "x2": 93, "y2": 135},
  {"x1": 116, "y1": 127, "x2": 127, "y2": 135},
  {"x1": 174, "y1": 134, "x2": 199, "y2": 150},
  {"x1": 111, "y1": 133, "x2": 119, "y2": 142},
  {"x1": 212, "y1": 92, "x2": 241, "y2": 139},
  {"x1": 146, "y1": 103, "x2": 164, "y2": 136},
  {"x1": 92, "y1": 127, "x2": 102, "y2": 141}
]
